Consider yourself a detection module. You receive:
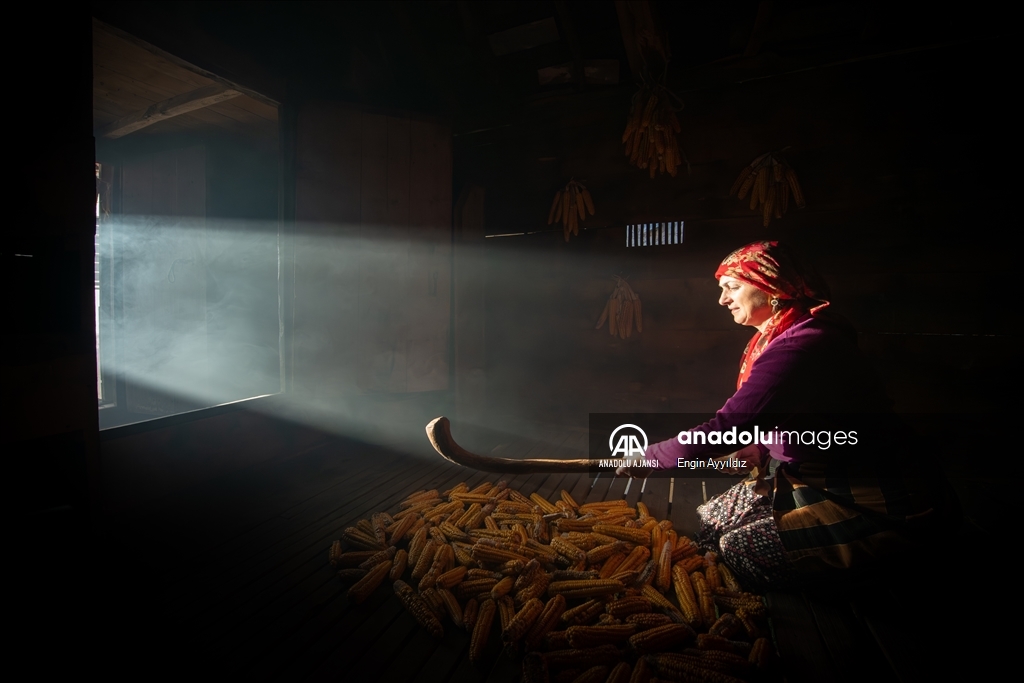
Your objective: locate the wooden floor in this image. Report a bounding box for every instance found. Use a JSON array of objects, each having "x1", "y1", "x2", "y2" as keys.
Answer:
[{"x1": 37, "y1": 426, "x2": 992, "y2": 681}]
